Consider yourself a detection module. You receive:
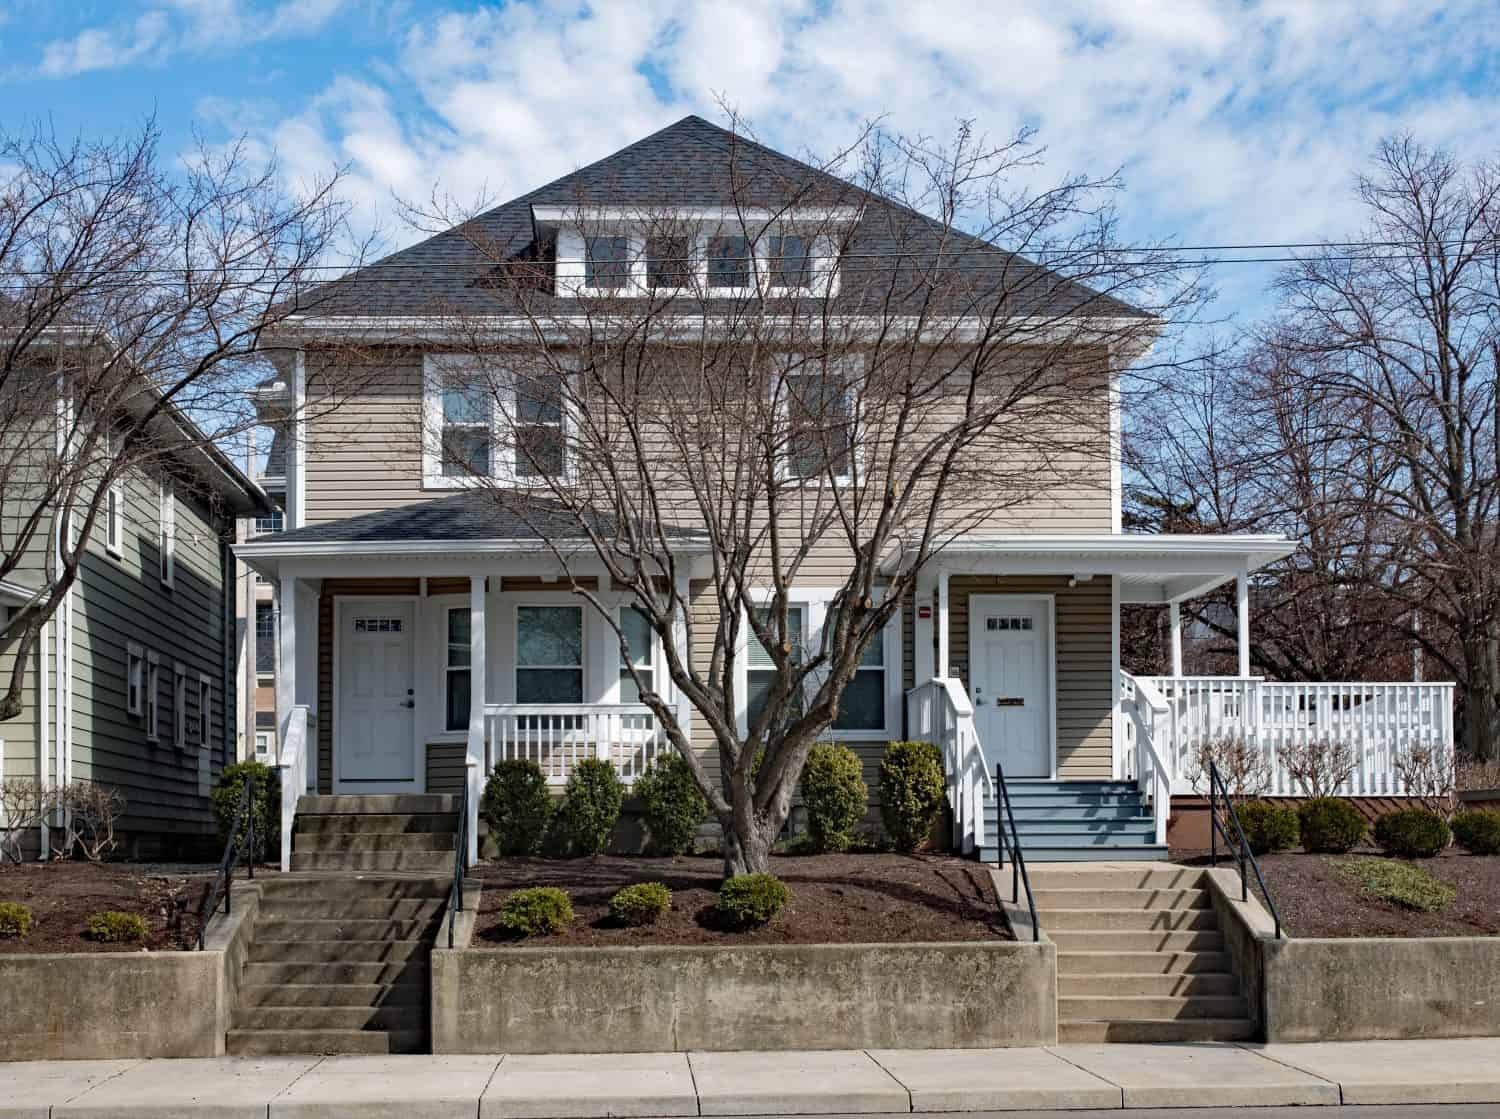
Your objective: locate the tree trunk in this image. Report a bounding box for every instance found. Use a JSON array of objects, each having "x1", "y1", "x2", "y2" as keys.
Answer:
[{"x1": 1466, "y1": 632, "x2": 1500, "y2": 764}]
